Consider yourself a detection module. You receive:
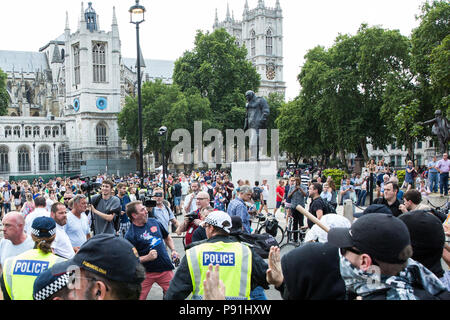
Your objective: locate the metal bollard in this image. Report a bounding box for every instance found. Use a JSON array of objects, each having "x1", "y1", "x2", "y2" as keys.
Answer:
[{"x1": 343, "y1": 199, "x2": 355, "y2": 223}]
